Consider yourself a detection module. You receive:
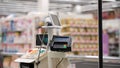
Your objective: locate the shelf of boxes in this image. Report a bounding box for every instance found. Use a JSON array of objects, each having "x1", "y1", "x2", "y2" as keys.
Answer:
[
  {"x1": 0, "y1": 14, "x2": 46, "y2": 68},
  {"x1": 61, "y1": 18, "x2": 99, "y2": 56},
  {"x1": 73, "y1": 41, "x2": 98, "y2": 44},
  {"x1": 0, "y1": 16, "x2": 41, "y2": 68},
  {"x1": 70, "y1": 25, "x2": 98, "y2": 28},
  {"x1": 0, "y1": 17, "x2": 35, "y2": 55}
]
